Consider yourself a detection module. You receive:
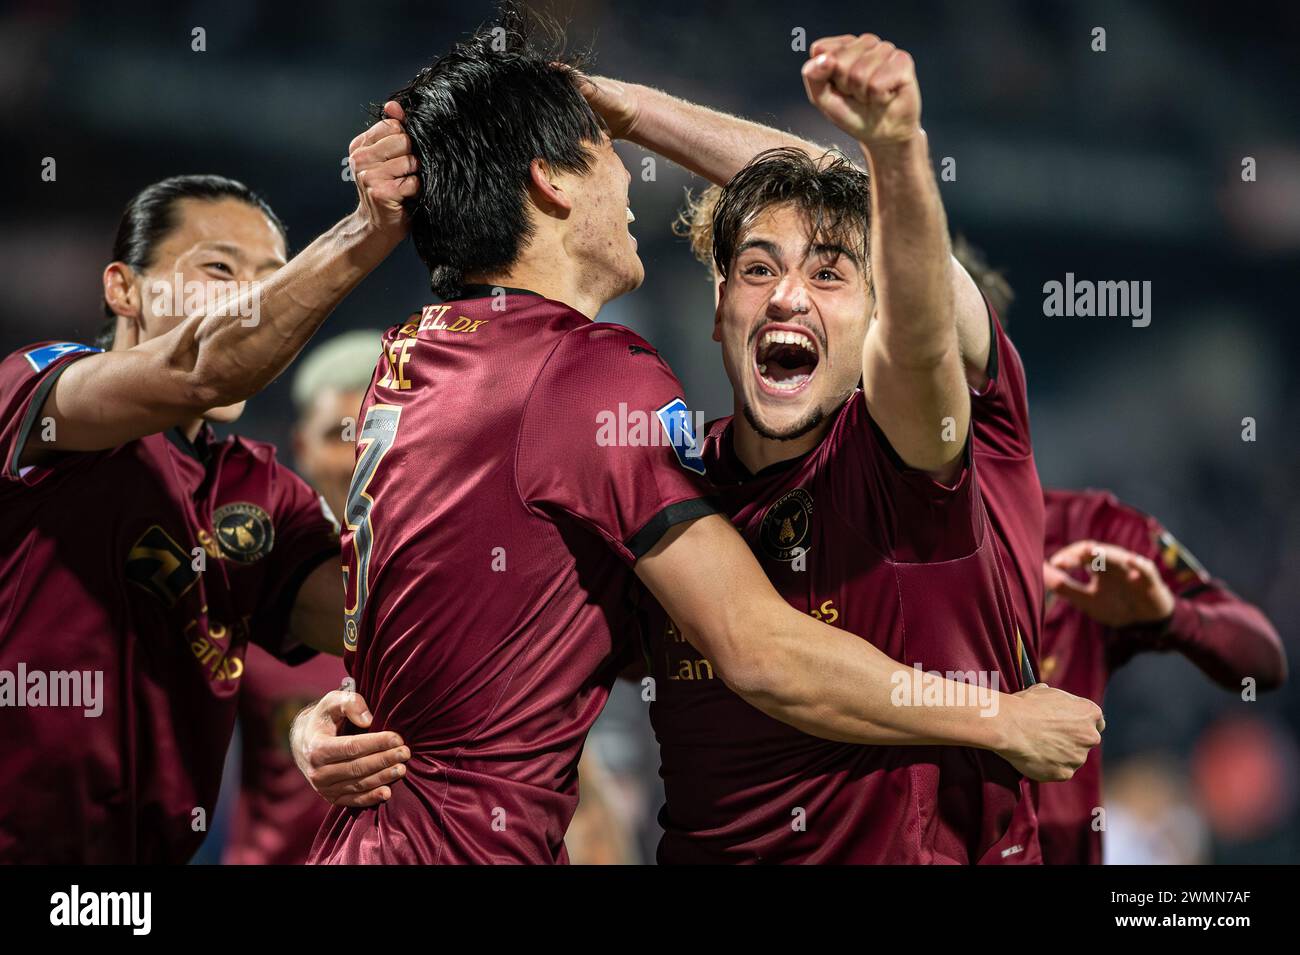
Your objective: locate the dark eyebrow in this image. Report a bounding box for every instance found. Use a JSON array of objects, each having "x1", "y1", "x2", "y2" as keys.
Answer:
[
  {"x1": 808, "y1": 243, "x2": 862, "y2": 270},
  {"x1": 735, "y1": 238, "x2": 782, "y2": 260}
]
